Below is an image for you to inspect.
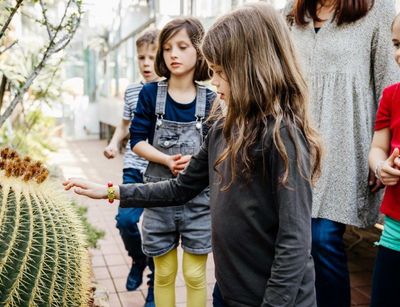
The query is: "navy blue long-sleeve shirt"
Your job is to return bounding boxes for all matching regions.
[130,82,216,149]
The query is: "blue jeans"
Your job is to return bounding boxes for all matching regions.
[116,168,154,289]
[115,168,146,259]
[371,245,400,307]
[312,218,350,307]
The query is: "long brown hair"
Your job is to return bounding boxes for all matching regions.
[292,0,374,26]
[201,2,322,189]
[155,17,209,81]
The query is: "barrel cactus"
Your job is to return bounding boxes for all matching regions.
[0,147,90,306]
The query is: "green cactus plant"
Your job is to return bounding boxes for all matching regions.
[0,147,90,306]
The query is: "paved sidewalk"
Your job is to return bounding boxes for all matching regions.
[51,138,378,307]
[51,139,215,307]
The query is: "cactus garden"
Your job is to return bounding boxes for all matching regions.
[0,147,90,306]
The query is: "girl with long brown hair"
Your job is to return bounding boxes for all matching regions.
[285,0,399,306]
[64,3,322,306]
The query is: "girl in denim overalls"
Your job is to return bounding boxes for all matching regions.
[129,17,216,307]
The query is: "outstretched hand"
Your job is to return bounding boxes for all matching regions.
[63,178,116,200]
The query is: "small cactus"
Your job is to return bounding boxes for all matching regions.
[0,147,90,306]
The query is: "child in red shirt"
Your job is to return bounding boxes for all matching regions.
[368,13,400,307]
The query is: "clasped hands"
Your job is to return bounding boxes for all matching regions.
[165,154,191,176]
[372,148,400,190]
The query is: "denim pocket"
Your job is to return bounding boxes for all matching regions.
[157,136,179,149]
[179,141,196,155]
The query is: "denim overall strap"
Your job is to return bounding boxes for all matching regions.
[155,80,168,117]
[194,84,207,131]
[156,81,206,118]
[195,85,207,119]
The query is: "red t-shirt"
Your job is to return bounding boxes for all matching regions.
[375,82,400,220]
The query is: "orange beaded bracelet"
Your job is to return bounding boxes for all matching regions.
[107,181,115,204]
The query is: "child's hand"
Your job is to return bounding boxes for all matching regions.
[63,178,112,199]
[394,155,400,169]
[173,155,192,175]
[165,154,192,176]
[368,169,384,193]
[104,144,118,159]
[165,154,183,176]
[377,148,400,186]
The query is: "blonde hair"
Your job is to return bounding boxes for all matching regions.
[136,28,159,48]
[202,2,322,189]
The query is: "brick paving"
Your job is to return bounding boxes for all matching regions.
[52,138,379,307]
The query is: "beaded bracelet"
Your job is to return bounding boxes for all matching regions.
[107,181,115,204]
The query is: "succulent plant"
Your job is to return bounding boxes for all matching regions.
[0,147,90,306]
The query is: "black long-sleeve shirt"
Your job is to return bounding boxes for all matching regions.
[120,119,316,307]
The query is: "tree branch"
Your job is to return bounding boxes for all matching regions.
[0,40,18,55]
[0,0,82,128]
[52,21,80,53]
[0,45,51,127]
[55,0,75,35]
[0,0,24,40]
[39,0,52,39]
[41,58,63,100]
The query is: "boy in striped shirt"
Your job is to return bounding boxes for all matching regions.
[104,29,159,307]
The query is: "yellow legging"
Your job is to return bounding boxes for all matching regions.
[153,248,208,307]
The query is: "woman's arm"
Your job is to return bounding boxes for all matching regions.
[262,126,313,307]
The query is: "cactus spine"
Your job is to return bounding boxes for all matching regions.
[0,148,90,306]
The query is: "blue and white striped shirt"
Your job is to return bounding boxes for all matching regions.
[122,82,148,171]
